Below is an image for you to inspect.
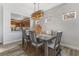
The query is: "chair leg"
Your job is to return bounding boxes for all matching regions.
[36,46,38,56]
[60,52,61,56]
[25,41,27,49]
[36,47,38,56]
[54,49,56,56]
[28,41,31,53]
[26,41,31,53]
[58,51,61,56]
[25,41,29,52]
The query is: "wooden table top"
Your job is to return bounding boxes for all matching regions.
[36,34,56,41]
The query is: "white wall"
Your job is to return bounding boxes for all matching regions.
[0,4,3,43]
[2,3,79,48]
[2,3,62,44]
[0,3,63,44]
[45,3,79,50]
[3,4,31,44]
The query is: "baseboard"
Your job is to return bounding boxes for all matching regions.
[3,39,22,45]
[0,41,2,44]
[61,43,79,51]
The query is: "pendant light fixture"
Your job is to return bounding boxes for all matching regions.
[31,3,44,21]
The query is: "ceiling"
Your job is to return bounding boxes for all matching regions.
[19,3,62,11]
[3,3,63,17]
[22,3,62,16]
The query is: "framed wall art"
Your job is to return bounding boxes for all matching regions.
[63,11,76,21]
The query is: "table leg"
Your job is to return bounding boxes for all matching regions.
[22,32,25,45]
[44,41,48,56]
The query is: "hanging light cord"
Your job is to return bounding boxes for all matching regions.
[34,3,36,12]
[34,3,40,12]
[38,3,39,10]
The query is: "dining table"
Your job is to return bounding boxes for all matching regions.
[22,29,56,56]
[36,34,56,56]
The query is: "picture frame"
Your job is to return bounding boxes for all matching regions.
[11,13,24,31]
[63,11,76,21]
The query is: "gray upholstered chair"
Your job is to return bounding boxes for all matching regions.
[22,29,31,49]
[29,31,44,55]
[47,31,62,56]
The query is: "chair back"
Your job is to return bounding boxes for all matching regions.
[22,29,25,38]
[54,31,62,48]
[29,31,37,43]
[22,29,29,40]
[53,31,62,55]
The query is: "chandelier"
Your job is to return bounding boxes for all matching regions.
[31,3,44,21]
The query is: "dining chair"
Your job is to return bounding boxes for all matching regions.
[29,31,44,55]
[22,29,31,50]
[47,31,62,56]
